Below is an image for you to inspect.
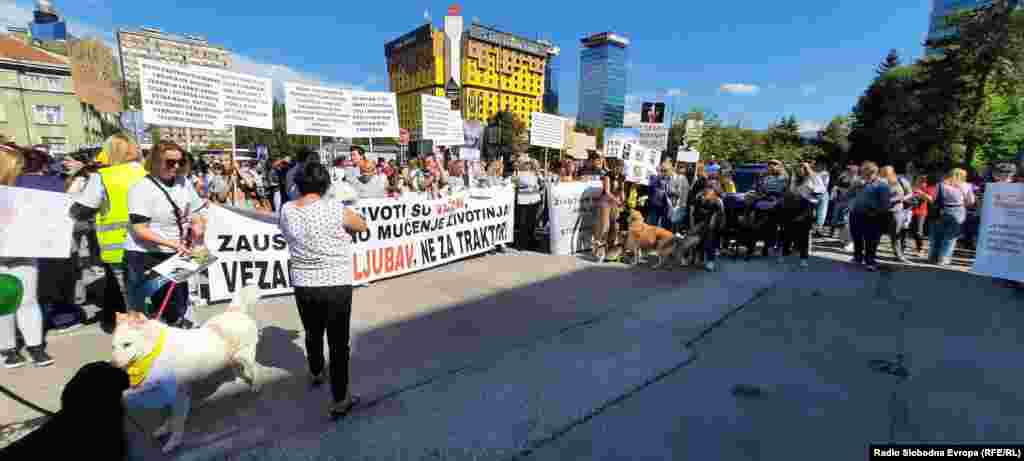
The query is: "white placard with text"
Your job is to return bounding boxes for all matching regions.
[219,70,273,130]
[140,59,224,130]
[350,90,399,138]
[421,95,452,142]
[284,82,352,137]
[530,112,566,150]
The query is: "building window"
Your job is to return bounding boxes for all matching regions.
[33,105,64,125]
[41,137,66,155]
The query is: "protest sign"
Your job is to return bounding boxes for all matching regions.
[547,181,603,255]
[350,91,399,138]
[140,59,223,130]
[638,123,669,152]
[421,95,452,142]
[677,147,700,163]
[604,128,640,160]
[205,186,516,301]
[0,186,73,258]
[284,82,352,137]
[219,70,273,130]
[625,153,655,185]
[437,110,466,147]
[530,112,566,150]
[460,120,483,160]
[972,183,1024,282]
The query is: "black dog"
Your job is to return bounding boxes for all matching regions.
[1,361,130,459]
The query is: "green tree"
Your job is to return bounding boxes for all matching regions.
[486,111,527,161]
[976,92,1024,165]
[918,0,1024,167]
[816,115,852,164]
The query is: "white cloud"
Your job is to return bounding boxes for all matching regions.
[231,54,363,100]
[624,112,641,127]
[666,88,686,97]
[719,83,760,95]
[800,84,818,97]
[800,120,826,133]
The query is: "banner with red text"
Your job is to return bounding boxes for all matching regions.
[205,186,515,302]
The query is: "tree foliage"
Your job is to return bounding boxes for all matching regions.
[234,101,321,160]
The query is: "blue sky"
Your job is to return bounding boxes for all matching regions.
[3,0,933,131]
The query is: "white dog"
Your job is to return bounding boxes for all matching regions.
[112,285,262,453]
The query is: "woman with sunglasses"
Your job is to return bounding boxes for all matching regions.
[124,141,208,327]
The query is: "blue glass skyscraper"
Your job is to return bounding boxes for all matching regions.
[577,32,629,129]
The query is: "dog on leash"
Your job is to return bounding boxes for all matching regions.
[112,285,263,453]
[624,210,685,268]
[0,361,130,459]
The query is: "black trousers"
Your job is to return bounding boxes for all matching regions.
[294,284,353,403]
[902,215,927,252]
[783,219,813,259]
[514,202,542,251]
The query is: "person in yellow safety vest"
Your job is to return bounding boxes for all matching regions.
[69,133,146,333]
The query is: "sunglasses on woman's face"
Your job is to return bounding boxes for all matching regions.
[164,158,185,168]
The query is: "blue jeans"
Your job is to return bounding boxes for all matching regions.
[929,214,962,263]
[815,192,830,228]
[124,251,187,325]
[647,206,671,230]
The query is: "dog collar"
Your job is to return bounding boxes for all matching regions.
[127,330,167,388]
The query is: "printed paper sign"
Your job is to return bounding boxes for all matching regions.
[547,181,603,255]
[421,95,452,142]
[206,186,516,301]
[625,158,655,185]
[530,112,566,149]
[350,91,399,138]
[604,128,640,160]
[677,148,700,163]
[638,123,669,151]
[972,183,1024,282]
[140,59,223,130]
[219,70,273,130]
[0,186,73,258]
[284,82,352,137]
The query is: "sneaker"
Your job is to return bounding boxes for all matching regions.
[26,347,53,367]
[329,394,361,420]
[704,261,716,272]
[850,256,863,265]
[799,260,809,268]
[3,350,26,369]
[865,264,878,272]
[843,244,854,252]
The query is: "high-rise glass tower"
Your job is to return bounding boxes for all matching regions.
[577,32,629,129]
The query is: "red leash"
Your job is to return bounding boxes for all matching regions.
[153,280,178,321]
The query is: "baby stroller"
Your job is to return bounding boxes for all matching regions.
[740,194,783,260]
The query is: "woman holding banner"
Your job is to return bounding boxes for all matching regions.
[279,161,367,420]
[0,144,53,368]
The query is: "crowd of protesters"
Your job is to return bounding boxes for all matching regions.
[1,128,1022,373]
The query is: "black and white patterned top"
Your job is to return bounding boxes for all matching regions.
[278,199,355,287]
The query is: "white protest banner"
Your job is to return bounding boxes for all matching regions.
[972,183,1024,282]
[547,181,603,255]
[219,70,273,130]
[140,59,223,130]
[421,95,452,142]
[460,120,484,160]
[284,82,352,137]
[350,91,399,138]
[638,123,669,152]
[677,147,700,163]
[205,186,516,301]
[0,186,73,258]
[604,128,640,160]
[530,112,566,149]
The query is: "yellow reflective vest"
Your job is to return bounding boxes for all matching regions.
[96,163,147,264]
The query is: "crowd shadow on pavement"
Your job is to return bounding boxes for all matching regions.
[170,258,708,460]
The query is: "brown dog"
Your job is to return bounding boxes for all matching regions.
[624,210,682,268]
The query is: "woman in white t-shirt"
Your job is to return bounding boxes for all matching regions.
[278,161,367,420]
[125,141,207,327]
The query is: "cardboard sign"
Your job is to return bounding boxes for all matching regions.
[547,181,603,255]
[140,59,223,130]
[604,128,640,160]
[0,186,73,258]
[284,82,352,137]
[638,123,669,151]
[677,148,700,163]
